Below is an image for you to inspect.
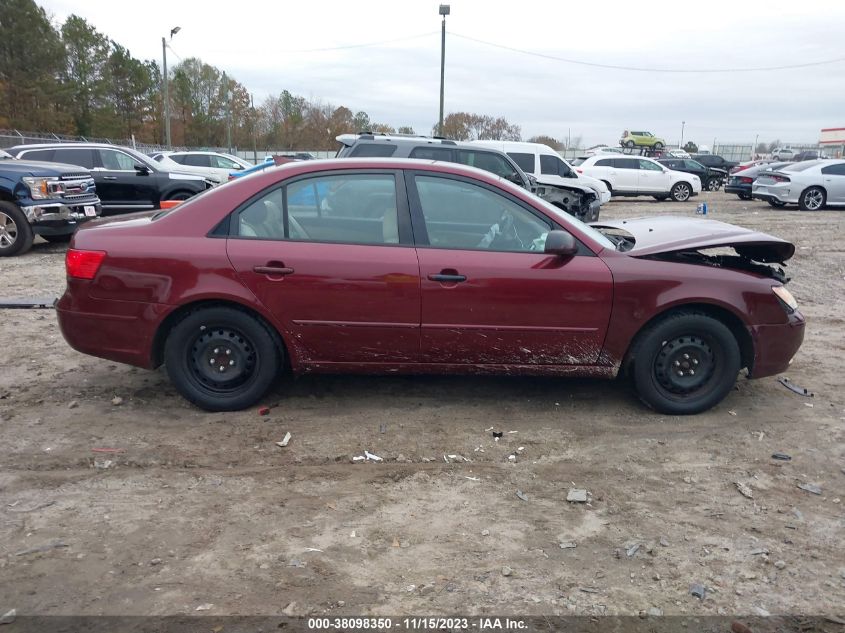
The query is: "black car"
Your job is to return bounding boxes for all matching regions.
[657,158,726,191]
[691,154,739,172]
[794,150,827,162]
[335,133,601,221]
[724,162,792,202]
[7,143,213,216]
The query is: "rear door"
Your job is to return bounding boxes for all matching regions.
[821,163,845,203]
[407,172,613,366]
[226,170,421,365]
[612,158,640,191]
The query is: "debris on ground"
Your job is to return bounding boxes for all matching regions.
[67,400,79,409]
[194,603,213,611]
[567,488,588,503]
[501,566,513,577]
[659,537,670,547]
[288,559,306,568]
[464,476,480,482]
[559,541,577,549]
[579,587,599,594]
[150,558,162,566]
[258,406,270,416]
[93,457,114,470]
[92,448,125,453]
[771,452,792,461]
[754,606,771,616]
[492,431,503,439]
[364,450,383,462]
[626,543,641,557]
[7,500,55,513]
[731,622,753,633]
[0,609,16,626]
[379,423,386,434]
[778,377,814,397]
[797,483,822,495]
[111,396,123,406]
[515,490,528,502]
[689,583,706,599]
[750,548,769,556]
[647,607,663,617]
[735,482,754,499]
[276,432,292,448]
[774,560,787,569]
[481,529,490,536]
[14,540,68,556]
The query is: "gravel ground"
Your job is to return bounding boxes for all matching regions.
[0,190,843,619]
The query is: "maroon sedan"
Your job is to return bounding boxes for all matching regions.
[57,158,804,414]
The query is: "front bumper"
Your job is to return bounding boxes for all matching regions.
[20,201,102,225]
[747,310,805,378]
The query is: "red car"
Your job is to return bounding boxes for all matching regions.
[57,159,805,415]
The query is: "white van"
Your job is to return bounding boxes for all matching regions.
[469,140,611,204]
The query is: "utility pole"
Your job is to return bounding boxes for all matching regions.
[438,5,450,136]
[162,37,169,147]
[162,27,180,148]
[681,121,685,149]
[223,71,232,154]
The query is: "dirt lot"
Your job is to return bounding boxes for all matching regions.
[1,191,843,619]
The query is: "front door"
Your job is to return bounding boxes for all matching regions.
[406,172,613,366]
[94,147,158,214]
[637,158,668,193]
[226,170,421,365]
[612,158,640,192]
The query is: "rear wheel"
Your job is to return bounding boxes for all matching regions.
[654,142,664,150]
[630,312,741,415]
[670,182,692,202]
[798,186,826,211]
[624,140,635,148]
[0,201,34,257]
[706,178,721,191]
[738,192,753,201]
[164,190,194,202]
[164,306,282,411]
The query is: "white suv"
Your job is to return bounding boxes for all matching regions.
[576,155,701,201]
[470,140,611,205]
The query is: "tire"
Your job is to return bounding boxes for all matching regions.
[798,186,826,211]
[654,142,664,150]
[601,181,613,196]
[164,190,194,202]
[0,201,34,257]
[629,312,741,415]
[768,200,786,208]
[706,178,721,192]
[624,140,635,148]
[164,306,283,411]
[739,192,752,201]
[42,233,73,243]
[670,182,692,202]
[653,195,668,201]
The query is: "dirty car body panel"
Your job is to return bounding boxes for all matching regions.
[56,158,805,413]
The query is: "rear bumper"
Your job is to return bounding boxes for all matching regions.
[747,310,805,378]
[724,184,750,196]
[752,184,796,204]
[56,287,168,369]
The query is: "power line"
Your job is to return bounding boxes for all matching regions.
[280,31,438,53]
[450,32,845,73]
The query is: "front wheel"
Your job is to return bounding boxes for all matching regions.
[798,186,826,211]
[0,201,34,257]
[706,178,721,191]
[624,140,635,148]
[164,191,194,202]
[164,306,283,411]
[630,312,741,415]
[654,142,664,150]
[670,182,692,202]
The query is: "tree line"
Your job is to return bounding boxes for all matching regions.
[1,0,574,150]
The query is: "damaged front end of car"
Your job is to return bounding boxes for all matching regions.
[532,180,601,222]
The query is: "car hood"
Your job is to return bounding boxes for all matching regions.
[0,160,91,176]
[534,177,594,196]
[593,215,794,262]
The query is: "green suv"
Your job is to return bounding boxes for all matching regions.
[620,130,665,149]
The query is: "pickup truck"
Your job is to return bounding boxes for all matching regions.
[0,149,101,256]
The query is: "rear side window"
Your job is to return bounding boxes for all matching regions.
[349,144,397,158]
[19,149,55,162]
[456,150,518,180]
[595,158,614,167]
[508,152,535,173]
[168,154,186,164]
[409,146,453,161]
[183,154,211,167]
[52,148,95,169]
[615,158,640,170]
[237,174,400,245]
[821,163,845,176]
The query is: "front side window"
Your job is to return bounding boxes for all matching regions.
[211,155,242,169]
[414,175,551,252]
[684,160,704,170]
[98,149,136,171]
[508,152,535,173]
[540,154,561,176]
[237,174,399,245]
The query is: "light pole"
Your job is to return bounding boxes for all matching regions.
[438,4,450,136]
[162,26,180,147]
[680,121,685,150]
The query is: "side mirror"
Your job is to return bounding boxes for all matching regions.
[544,230,578,257]
[134,164,150,175]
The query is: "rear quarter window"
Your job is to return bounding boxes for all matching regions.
[595,158,614,167]
[349,144,397,158]
[409,146,454,161]
[19,149,55,162]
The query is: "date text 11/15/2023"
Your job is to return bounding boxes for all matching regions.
[307,617,527,630]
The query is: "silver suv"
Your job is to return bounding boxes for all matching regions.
[336,133,601,221]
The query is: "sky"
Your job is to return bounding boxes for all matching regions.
[40,0,845,148]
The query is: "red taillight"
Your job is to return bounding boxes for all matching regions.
[66,249,106,280]
[771,175,790,183]
[740,177,753,184]
[576,169,583,173]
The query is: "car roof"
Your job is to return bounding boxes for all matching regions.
[11,142,135,151]
[469,140,559,154]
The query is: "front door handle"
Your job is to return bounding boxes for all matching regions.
[254,265,294,276]
[102,176,118,180]
[428,273,467,283]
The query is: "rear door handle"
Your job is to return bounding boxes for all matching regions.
[428,273,467,283]
[254,265,295,276]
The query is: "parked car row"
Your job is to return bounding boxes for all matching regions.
[753,160,845,210]
[574,155,702,201]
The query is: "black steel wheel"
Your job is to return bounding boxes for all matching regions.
[164,306,282,411]
[630,312,741,415]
